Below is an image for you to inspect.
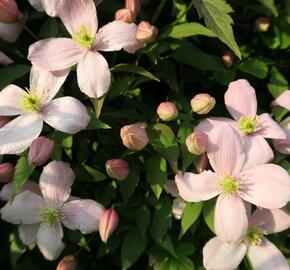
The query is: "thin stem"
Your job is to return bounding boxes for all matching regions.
[22,24,38,41]
[151,0,166,25]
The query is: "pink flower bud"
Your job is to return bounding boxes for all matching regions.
[125,0,141,16]
[28,136,54,166]
[136,21,158,43]
[190,93,216,115]
[120,123,149,151]
[115,8,136,23]
[194,153,209,173]
[157,102,178,121]
[105,159,129,180]
[56,255,77,270]
[99,208,119,243]
[0,0,19,23]
[0,163,14,183]
[186,131,208,155]
[0,116,11,128]
[222,51,233,68]
[0,19,22,42]
[273,117,290,155]
[255,17,270,32]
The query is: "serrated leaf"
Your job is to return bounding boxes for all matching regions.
[237,58,269,79]
[258,0,278,17]
[193,0,241,58]
[0,65,30,90]
[267,67,289,98]
[173,0,187,22]
[136,205,151,238]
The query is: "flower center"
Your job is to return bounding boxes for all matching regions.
[244,227,265,246]
[239,116,259,134]
[41,208,59,226]
[73,26,94,48]
[218,175,240,196]
[21,90,41,112]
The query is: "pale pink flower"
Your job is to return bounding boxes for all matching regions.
[28,0,144,99]
[27,0,59,17]
[176,124,290,243]
[196,79,286,169]
[99,208,119,243]
[203,208,290,270]
[273,117,290,155]
[0,66,90,154]
[0,20,22,42]
[272,90,290,111]
[0,161,105,260]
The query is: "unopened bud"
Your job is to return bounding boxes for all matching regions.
[99,208,119,243]
[0,0,19,23]
[255,17,270,32]
[105,159,129,181]
[0,163,14,183]
[0,116,11,128]
[115,8,136,23]
[194,153,209,172]
[190,93,215,115]
[136,21,158,43]
[186,131,208,155]
[222,51,233,68]
[157,102,178,121]
[125,0,141,16]
[120,123,149,151]
[273,117,290,155]
[172,197,186,220]
[28,136,54,166]
[56,255,77,270]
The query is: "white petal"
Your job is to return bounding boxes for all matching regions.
[19,224,40,245]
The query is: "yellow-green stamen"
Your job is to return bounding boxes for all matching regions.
[244,227,265,246]
[218,175,240,196]
[239,116,259,134]
[73,26,94,48]
[41,208,59,226]
[21,90,41,112]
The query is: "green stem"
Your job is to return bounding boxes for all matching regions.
[22,24,38,41]
[151,0,166,25]
[172,0,195,25]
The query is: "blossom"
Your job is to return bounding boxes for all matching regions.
[273,117,290,155]
[190,93,216,115]
[99,208,119,243]
[27,0,59,17]
[0,66,90,154]
[0,161,105,260]
[28,0,144,99]
[203,208,290,270]
[272,90,290,111]
[176,124,290,243]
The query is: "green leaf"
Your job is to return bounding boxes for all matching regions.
[267,67,289,98]
[173,0,187,23]
[146,155,168,199]
[121,228,146,270]
[136,205,151,238]
[107,76,132,100]
[0,65,30,90]
[82,164,107,182]
[193,0,241,58]
[38,18,60,39]
[176,243,196,257]
[86,108,111,130]
[9,232,26,268]
[161,22,216,39]
[180,202,203,238]
[237,58,268,79]
[203,199,216,233]
[158,236,178,258]
[258,0,278,17]
[111,64,160,82]
[12,156,34,197]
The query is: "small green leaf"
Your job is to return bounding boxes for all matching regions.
[0,65,30,90]
[267,67,289,98]
[258,0,278,17]
[203,199,216,233]
[82,164,107,182]
[237,58,268,79]
[158,236,178,258]
[9,232,26,268]
[86,109,111,130]
[136,205,151,238]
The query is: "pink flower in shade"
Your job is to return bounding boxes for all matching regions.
[273,117,290,155]
[176,124,290,243]
[0,161,105,261]
[27,0,59,17]
[196,79,286,170]
[28,0,144,99]
[272,90,290,111]
[203,208,290,270]
[0,66,90,154]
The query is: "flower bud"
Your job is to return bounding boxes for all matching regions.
[186,131,208,155]
[0,116,11,128]
[273,117,290,155]
[222,51,233,68]
[28,136,54,166]
[56,255,77,270]
[120,123,149,151]
[172,197,186,220]
[190,93,216,115]
[99,208,119,243]
[0,0,19,23]
[255,17,270,32]
[115,8,136,23]
[105,159,129,180]
[157,102,178,121]
[136,21,158,43]
[0,163,14,183]
[0,20,22,42]
[194,153,209,173]
[125,0,141,16]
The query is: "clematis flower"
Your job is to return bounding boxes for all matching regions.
[28,0,144,99]
[273,117,290,155]
[176,124,290,243]
[0,161,105,260]
[0,66,90,154]
[272,90,290,111]
[203,208,290,270]
[196,79,286,169]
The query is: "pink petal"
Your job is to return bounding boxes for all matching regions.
[41,0,58,17]
[214,195,248,243]
[0,84,26,115]
[0,191,44,224]
[207,124,245,176]
[0,21,22,43]
[242,135,274,170]
[28,0,43,11]
[203,236,247,270]
[272,90,290,111]
[95,21,144,53]
[164,180,179,197]
[60,199,105,234]
[58,0,97,37]
[42,96,90,134]
[0,113,43,154]
[255,113,287,139]
[273,117,290,155]
[28,38,84,71]
[39,161,75,208]
[36,222,64,261]
[225,79,257,121]
[76,51,111,98]
[239,164,290,209]
[19,224,39,245]
[250,208,290,234]
[175,171,220,202]
[247,238,289,270]
[30,66,69,103]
